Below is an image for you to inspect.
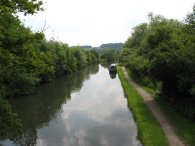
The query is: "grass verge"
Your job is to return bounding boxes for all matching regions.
[118,66,168,146]
[155,96,195,146]
[123,67,195,146]
[117,66,168,146]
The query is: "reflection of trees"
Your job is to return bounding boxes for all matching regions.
[101,62,116,69]
[12,128,37,146]
[0,98,22,141]
[109,71,117,79]
[100,62,110,68]
[5,65,99,145]
[88,64,99,75]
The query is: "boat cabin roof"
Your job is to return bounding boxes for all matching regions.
[110,64,116,67]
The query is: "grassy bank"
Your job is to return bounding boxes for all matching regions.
[122,67,195,146]
[117,66,168,146]
[155,97,195,146]
[137,82,195,146]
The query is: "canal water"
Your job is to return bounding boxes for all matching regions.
[1,65,142,146]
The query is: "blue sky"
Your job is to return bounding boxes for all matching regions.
[20,0,194,47]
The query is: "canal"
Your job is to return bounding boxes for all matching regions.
[1,64,142,146]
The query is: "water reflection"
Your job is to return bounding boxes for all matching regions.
[1,65,99,146]
[100,62,113,68]
[109,71,117,79]
[1,64,141,146]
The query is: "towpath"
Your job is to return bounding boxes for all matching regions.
[122,67,185,146]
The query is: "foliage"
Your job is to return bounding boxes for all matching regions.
[119,5,195,120]
[0,0,43,15]
[185,4,195,35]
[100,48,116,62]
[0,98,22,140]
[0,0,100,140]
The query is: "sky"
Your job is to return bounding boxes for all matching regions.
[20,0,194,47]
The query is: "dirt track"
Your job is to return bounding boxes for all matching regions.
[122,67,185,146]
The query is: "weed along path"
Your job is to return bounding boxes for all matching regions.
[121,67,185,146]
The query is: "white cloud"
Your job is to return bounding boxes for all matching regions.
[20,0,194,46]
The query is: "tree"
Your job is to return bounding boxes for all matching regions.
[124,23,148,49]
[119,6,195,120]
[100,48,115,62]
[0,0,43,15]
[185,4,195,34]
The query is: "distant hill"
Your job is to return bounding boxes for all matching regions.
[79,45,93,49]
[71,45,93,50]
[73,43,124,52]
[100,43,124,50]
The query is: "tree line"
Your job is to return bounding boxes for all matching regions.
[0,17,99,97]
[119,5,195,120]
[0,0,100,138]
[0,1,101,97]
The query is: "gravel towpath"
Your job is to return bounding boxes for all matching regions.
[122,67,185,146]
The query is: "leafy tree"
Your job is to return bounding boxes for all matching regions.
[100,48,115,62]
[124,23,148,49]
[118,47,133,64]
[119,5,195,120]
[90,50,99,63]
[185,4,195,34]
[0,0,43,15]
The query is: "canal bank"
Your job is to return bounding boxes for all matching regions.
[117,66,169,146]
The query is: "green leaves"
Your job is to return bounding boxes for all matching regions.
[185,4,195,34]
[0,0,101,140]
[0,0,43,15]
[119,5,195,120]
[0,98,22,140]
[100,48,115,62]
